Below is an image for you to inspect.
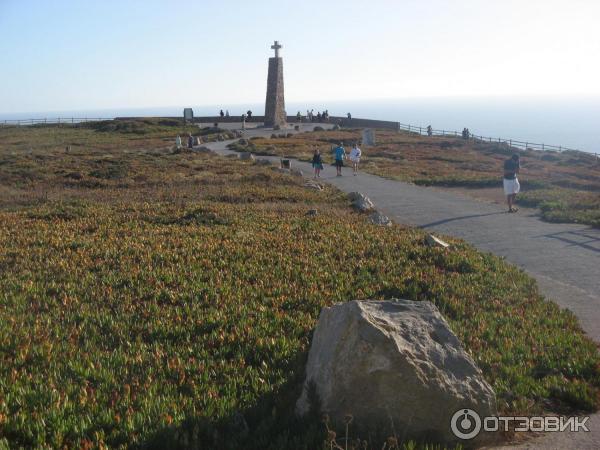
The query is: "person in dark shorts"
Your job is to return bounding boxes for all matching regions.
[503,154,521,213]
[334,142,346,176]
[312,148,324,178]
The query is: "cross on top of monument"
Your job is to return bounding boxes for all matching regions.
[271,40,282,58]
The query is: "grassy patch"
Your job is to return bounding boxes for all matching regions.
[0,128,598,449]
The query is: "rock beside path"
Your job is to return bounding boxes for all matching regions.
[349,192,374,212]
[426,234,450,248]
[296,299,497,446]
[368,210,392,226]
[239,152,255,161]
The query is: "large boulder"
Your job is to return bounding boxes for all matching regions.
[296,299,497,446]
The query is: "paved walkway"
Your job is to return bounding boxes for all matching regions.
[204,125,600,449]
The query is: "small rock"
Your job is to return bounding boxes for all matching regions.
[426,234,450,248]
[369,211,392,226]
[294,125,300,131]
[305,209,318,216]
[304,180,323,190]
[348,192,374,212]
[239,152,255,161]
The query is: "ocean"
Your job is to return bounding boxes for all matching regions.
[1,97,599,154]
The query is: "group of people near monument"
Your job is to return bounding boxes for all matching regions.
[297,109,330,123]
[219,109,253,121]
[311,141,362,178]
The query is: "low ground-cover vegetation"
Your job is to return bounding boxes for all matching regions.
[244,129,600,227]
[0,127,599,449]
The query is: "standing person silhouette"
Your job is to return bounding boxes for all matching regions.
[503,154,521,213]
[312,148,323,178]
[349,142,362,176]
[334,142,346,176]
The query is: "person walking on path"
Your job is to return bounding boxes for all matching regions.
[175,135,182,151]
[312,148,324,178]
[349,142,362,176]
[334,142,347,176]
[187,134,194,150]
[503,154,521,213]
[427,125,433,136]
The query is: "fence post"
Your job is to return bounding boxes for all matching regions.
[419,126,422,135]
[509,139,512,146]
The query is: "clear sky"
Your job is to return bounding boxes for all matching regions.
[1,0,599,114]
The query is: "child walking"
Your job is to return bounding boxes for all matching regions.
[349,142,362,175]
[312,148,324,178]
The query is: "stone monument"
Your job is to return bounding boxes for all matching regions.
[264,41,286,128]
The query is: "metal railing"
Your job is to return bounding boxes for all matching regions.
[397,122,592,155]
[0,117,113,126]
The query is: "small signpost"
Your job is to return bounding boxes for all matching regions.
[183,108,194,122]
[362,128,376,146]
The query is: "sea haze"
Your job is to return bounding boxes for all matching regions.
[1,96,598,154]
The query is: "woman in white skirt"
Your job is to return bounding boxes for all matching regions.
[349,142,362,176]
[503,154,521,213]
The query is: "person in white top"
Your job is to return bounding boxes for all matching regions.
[349,142,362,176]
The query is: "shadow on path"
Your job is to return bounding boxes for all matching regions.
[532,229,600,253]
[420,211,506,228]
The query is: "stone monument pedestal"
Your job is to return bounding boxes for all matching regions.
[264,41,286,128]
